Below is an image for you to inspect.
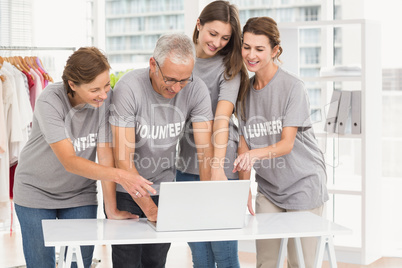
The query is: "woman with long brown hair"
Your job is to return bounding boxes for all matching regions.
[176,1,248,267]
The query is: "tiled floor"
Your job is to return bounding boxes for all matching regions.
[3,230,402,268]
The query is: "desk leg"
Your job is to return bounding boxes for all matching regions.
[326,236,337,268]
[277,238,306,268]
[294,237,306,268]
[277,238,288,268]
[64,246,85,268]
[59,246,66,268]
[314,235,337,268]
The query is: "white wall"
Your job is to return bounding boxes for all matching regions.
[32,0,88,48]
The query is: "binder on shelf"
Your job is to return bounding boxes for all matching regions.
[351,91,361,134]
[336,91,352,134]
[324,90,342,133]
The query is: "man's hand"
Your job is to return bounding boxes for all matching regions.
[130,195,159,222]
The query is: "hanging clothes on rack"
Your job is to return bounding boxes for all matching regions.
[0,52,56,202]
[0,46,75,232]
[0,60,7,154]
[0,61,31,203]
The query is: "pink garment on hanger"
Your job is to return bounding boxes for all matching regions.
[33,68,45,89]
[0,80,6,154]
[29,69,42,111]
[35,58,49,87]
[9,163,17,199]
[22,71,35,110]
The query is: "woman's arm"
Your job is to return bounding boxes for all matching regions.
[97,143,139,220]
[211,100,234,180]
[49,139,156,197]
[110,125,158,222]
[233,126,298,172]
[236,135,255,215]
[192,120,214,181]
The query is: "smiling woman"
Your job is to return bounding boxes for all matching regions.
[67,70,110,108]
[12,46,155,268]
[62,48,112,107]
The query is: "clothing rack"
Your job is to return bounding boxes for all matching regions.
[0,46,76,51]
[0,46,77,83]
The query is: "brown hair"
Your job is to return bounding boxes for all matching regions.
[239,17,283,120]
[193,0,249,112]
[62,47,111,97]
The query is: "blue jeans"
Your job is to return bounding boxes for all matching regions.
[110,192,171,268]
[176,170,241,268]
[15,204,97,268]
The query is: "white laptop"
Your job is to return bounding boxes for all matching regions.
[148,180,250,232]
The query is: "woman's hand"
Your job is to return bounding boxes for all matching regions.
[233,150,258,173]
[105,208,139,220]
[247,189,255,215]
[118,170,156,198]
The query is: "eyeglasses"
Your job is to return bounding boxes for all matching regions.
[154,58,193,86]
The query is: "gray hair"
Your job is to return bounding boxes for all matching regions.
[153,33,195,67]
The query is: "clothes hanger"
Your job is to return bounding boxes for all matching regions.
[30,56,40,70]
[38,57,53,82]
[15,56,30,74]
[31,56,47,82]
[16,56,35,80]
[24,56,34,69]
[0,58,4,82]
[6,56,23,72]
[4,57,19,70]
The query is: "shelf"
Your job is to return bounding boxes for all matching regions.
[106,29,182,37]
[238,2,319,11]
[327,184,362,196]
[278,19,369,29]
[276,17,381,265]
[106,10,184,19]
[107,50,153,55]
[315,132,362,139]
[327,175,362,196]
[302,76,362,82]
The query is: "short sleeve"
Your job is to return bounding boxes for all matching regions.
[34,98,68,144]
[109,79,137,128]
[189,78,214,123]
[97,90,112,143]
[234,105,242,135]
[282,81,312,129]
[218,72,241,106]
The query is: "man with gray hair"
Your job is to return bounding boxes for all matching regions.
[103,33,214,267]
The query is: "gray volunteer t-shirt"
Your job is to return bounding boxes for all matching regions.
[14,82,112,209]
[238,67,328,210]
[177,55,240,178]
[109,68,213,194]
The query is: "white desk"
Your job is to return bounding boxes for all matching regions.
[42,212,351,268]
